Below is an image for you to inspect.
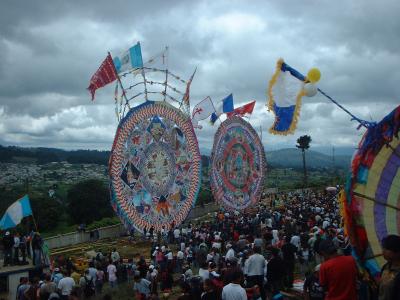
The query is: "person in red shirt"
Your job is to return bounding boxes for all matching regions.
[319,239,358,300]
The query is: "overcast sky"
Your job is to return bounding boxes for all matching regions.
[0,0,399,152]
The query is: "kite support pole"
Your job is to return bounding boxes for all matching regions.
[108,52,130,118]
[353,192,400,211]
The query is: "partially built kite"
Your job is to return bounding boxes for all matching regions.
[88,43,202,232]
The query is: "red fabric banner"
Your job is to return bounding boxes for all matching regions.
[87,53,118,100]
[227,100,256,117]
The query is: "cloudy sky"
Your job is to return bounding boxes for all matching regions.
[0,0,399,152]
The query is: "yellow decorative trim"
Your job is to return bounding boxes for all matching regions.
[266,58,304,135]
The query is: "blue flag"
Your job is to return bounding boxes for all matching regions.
[210,94,234,124]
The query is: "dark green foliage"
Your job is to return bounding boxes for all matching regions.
[30,196,62,231]
[0,145,110,165]
[67,179,113,224]
[296,135,312,187]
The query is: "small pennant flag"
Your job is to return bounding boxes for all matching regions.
[227,100,256,117]
[210,93,234,124]
[182,68,197,105]
[0,195,33,230]
[87,53,118,100]
[192,96,216,129]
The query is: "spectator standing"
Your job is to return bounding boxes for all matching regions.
[57,271,75,300]
[107,260,118,288]
[40,274,57,300]
[13,233,21,264]
[133,274,152,299]
[303,265,324,300]
[246,246,266,300]
[95,267,105,294]
[319,239,358,300]
[3,231,14,266]
[221,269,247,300]
[281,236,297,288]
[379,235,400,300]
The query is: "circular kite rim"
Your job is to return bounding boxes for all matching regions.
[354,136,400,270]
[210,115,266,210]
[109,101,202,232]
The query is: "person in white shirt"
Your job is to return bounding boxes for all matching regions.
[290,234,301,250]
[246,246,266,300]
[322,219,330,230]
[173,228,181,243]
[176,250,185,273]
[57,271,75,298]
[107,261,118,288]
[198,263,210,281]
[13,233,20,264]
[111,248,120,264]
[225,244,235,262]
[222,269,247,300]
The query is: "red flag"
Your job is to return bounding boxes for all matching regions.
[182,67,197,105]
[227,100,256,117]
[87,53,118,101]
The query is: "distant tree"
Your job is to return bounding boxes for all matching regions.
[67,179,113,224]
[30,196,62,231]
[296,135,312,187]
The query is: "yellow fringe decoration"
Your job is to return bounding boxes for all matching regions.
[338,189,349,236]
[266,58,305,136]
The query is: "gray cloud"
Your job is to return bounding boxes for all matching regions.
[0,0,399,152]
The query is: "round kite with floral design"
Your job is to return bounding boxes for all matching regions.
[109,101,201,232]
[210,116,266,210]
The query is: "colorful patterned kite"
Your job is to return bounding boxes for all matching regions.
[342,105,400,279]
[109,101,202,232]
[210,116,266,210]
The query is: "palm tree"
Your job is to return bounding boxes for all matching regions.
[296,135,312,187]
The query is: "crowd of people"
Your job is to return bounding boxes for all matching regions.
[2,190,400,300]
[1,230,44,267]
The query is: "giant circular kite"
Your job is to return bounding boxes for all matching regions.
[210,116,266,210]
[109,101,202,232]
[342,105,400,279]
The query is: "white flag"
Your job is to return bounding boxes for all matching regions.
[192,97,215,122]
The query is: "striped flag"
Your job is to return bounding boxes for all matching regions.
[0,195,33,230]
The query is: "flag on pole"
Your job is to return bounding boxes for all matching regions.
[182,68,197,105]
[113,42,144,74]
[267,58,305,135]
[0,195,33,230]
[87,53,118,100]
[192,96,216,129]
[131,47,168,76]
[210,94,234,124]
[227,100,256,117]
